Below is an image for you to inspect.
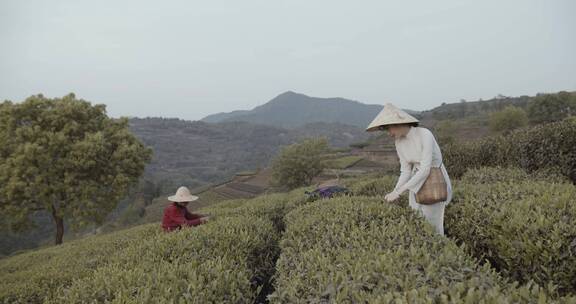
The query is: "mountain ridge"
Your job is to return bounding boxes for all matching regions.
[201,91,418,128]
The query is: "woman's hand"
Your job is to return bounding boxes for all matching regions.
[384,190,400,202]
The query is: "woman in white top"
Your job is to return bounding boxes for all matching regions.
[366,103,452,235]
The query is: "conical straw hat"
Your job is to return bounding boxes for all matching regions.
[366,103,419,132]
[168,186,199,203]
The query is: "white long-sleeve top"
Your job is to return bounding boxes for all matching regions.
[393,127,452,204]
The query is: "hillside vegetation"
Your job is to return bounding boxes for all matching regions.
[2,90,575,299]
[2,166,575,303]
[129,118,369,188]
[442,117,576,182]
[421,91,576,122]
[0,92,576,255]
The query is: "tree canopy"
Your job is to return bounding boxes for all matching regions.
[0,94,152,244]
[271,138,328,190]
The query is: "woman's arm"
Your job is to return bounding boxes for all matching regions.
[168,207,204,227]
[395,129,435,194]
[394,154,412,192]
[184,210,204,220]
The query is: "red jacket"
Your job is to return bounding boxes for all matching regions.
[162,203,205,232]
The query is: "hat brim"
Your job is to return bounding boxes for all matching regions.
[366,125,386,132]
[168,195,199,203]
[365,122,418,132]
[365,103,419,132]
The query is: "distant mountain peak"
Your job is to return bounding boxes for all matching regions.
[268,91,308,103]
[278,90,301,97]
[201,91,385,128]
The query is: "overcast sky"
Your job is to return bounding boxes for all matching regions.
[1,0,574,120]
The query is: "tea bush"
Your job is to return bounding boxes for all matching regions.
[446,175,576,295]
[343,175,397,196]
[270,196,573,303]
[200,189,309,231]
[52,215,280,303]
[201,194,286,222]
[460,166,569,185]
[0,224,159,303]
[342,175,410,207]
[443,118,576,181]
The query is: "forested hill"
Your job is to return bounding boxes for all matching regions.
[128,118,370,187]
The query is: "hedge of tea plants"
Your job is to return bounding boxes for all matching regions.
[0,224,159,303]
[446,168,576,295]
[53,215,279,303]
[342,167,576,296]
[53,189,314,303]
[442,118,576,181]
[2,171,575,303]
[269,196,574,303]
[458,166,569,185]
[0,202,282,303]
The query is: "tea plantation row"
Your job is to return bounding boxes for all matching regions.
[0,191,306,303]
[1,167,575,302]
[270,196,573,303]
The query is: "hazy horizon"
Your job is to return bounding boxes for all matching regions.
[1,0,575,120]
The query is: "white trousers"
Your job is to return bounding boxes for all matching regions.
[408,191,446,236]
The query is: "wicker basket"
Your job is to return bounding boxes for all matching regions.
[416,167,447,205]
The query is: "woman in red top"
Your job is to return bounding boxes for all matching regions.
[162,186,209,231]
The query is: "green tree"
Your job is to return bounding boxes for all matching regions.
[0,94,152,244]
[489,105,528,133]
[271,138,328,189]
[527,92,575,124]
